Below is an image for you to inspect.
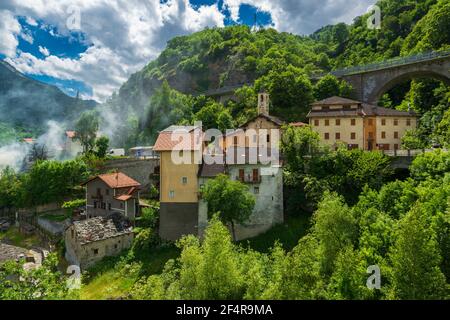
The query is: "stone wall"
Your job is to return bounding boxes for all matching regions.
[102,158,160,192]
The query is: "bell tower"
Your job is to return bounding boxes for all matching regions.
[258,91,270,115]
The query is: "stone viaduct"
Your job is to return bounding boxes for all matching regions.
[332,50,450,104]
[201,51,450,106]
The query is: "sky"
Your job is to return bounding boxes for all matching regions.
[0,0,377,102]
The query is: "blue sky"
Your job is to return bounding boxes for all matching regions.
[0,0,376,101]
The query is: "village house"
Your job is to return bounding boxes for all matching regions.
[307,96,418,151]
[154,91,287,241]
[82,172,141,220]
[64,213,133,269]
[63,131,83,156]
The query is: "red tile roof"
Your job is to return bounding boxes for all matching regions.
[289,122,307,127]
[82,172,141,189]
[115,194,133,201]
[66,131,76,138]
[153,127,203,151]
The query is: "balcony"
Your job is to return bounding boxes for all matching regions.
[236,175,261,184]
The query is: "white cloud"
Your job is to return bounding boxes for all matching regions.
[38,45,50,56]
[0,0,377,101]
[223,0,377,34]
[0,0,224,101]
[0,10,21,57]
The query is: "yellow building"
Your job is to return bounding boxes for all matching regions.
[153,125,203,240]
[307,96,418,151]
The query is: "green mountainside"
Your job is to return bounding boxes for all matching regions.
[0,60,97,144]
[106,0,450,148]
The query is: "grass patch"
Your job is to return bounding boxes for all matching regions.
[0,227,41,248]
[80,245,179,300]
[238,214,312,253]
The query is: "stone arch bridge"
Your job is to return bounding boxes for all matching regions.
[329,50,450,104]
[201,51,450,105]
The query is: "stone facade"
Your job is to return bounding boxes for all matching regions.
[198,162,283,240]
[64,214,134,269]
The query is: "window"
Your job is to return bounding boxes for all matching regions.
[351,119,356,126]
[381,131,386,139]
[381,119,386,126]
[394,131,399,139]
[169,190,175,198]
[114,244,118,249]
[101,202,106,210]
[325,119,330,126]
[182,177,188,185]
[314,119,319,126]
[108,203,111,210]
[394,119,398,126]
[239,169,245,181]
[336,119,341,126]
[335,132,341,140]
[351,132,356,140]
[394,144,399,150]
[252,169,259,182]
[324,133,330,140]
[93,249,98,255]
[407,119,411,126]
[267,134,270,143]
[93,201,97,209]
[254,187,260,194]
[71,229,74,238]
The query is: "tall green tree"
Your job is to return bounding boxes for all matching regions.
[74,111,99,154]
[388,205,447,299]
[201,174,255,241]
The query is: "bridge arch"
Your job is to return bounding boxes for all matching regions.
[368,69,450,105]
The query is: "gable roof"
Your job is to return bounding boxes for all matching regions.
[153,126,203,151]
[240,113,285,128]
[311,96,362,106]
[308,96,417,118]
[82,172,141,189]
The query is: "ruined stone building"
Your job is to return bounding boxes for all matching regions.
[64,213,133,269]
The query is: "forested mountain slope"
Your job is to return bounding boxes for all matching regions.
[0,60,96,144]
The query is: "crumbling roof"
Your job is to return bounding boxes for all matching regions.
[72,213,133,245]
[0,243,27,264]
[82,172,141,189]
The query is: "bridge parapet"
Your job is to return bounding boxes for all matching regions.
[314,50,450,78]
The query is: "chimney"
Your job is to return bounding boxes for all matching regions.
[258,90,270,115]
